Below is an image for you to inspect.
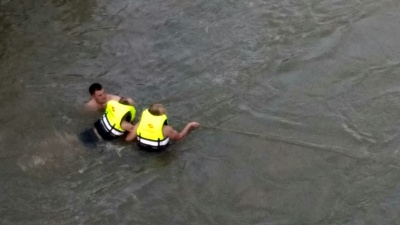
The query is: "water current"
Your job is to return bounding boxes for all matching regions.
[2,0,400,224]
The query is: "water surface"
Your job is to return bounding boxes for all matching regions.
[2,0,400,224]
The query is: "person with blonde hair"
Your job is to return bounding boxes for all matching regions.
[126,103,199,151]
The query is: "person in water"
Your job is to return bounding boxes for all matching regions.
[126,103,200,151]
[84,83,135,113]
[79,98,137,147]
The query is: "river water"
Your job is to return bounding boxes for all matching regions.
[2,0,400,224]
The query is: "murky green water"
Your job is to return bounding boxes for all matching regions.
[2,0,400,224]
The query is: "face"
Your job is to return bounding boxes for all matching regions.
[93,89,107,104]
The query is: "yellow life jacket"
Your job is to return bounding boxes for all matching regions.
[94,100,136,140]
[136,109,169,147]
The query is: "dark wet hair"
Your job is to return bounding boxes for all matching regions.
[89,83,103,95]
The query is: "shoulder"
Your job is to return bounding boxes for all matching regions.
[85,97,109,112]
[84,98,96,109]
[162,125,174,136]
[107,94,121,101]
[85,97,95,104]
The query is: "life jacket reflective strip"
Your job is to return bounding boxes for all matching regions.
[137,136,170,147]
[100,114,124,136]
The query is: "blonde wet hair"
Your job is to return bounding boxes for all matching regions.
[148,103,166,116]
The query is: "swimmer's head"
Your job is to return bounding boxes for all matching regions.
[89,83,107,104]
[89,83,102,95]
[148,103,166,116]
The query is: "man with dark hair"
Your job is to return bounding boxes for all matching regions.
[84,83,135,112]
[126,103,199,152]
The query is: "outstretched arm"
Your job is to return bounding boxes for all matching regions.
[164,122,200,141]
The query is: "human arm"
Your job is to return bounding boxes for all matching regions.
[163,122,200,141]
[125,122,139,142]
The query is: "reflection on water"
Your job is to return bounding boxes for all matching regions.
[2,0,400,224]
